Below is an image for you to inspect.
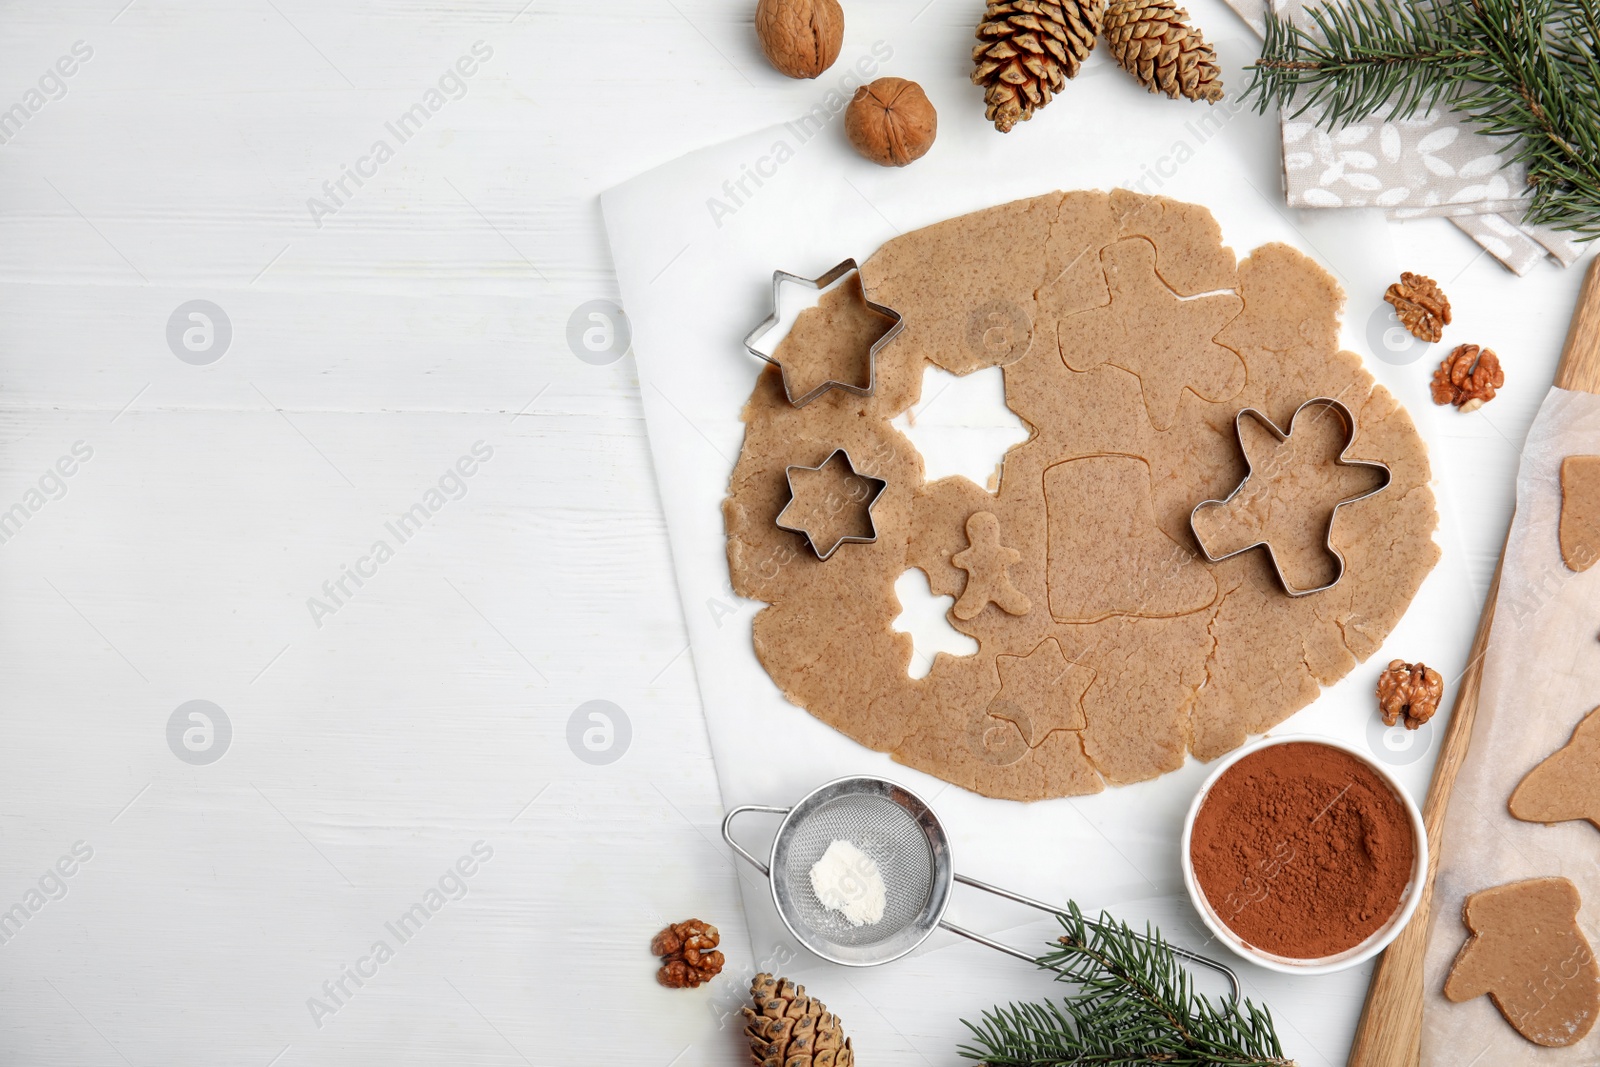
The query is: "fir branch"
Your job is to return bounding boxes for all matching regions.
[1243,0,1600,238]
[957,904,1295,1067]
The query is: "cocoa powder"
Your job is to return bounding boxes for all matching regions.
[1190,741,1415,959]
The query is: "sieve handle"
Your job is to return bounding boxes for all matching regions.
[940,873,1242,1005]
[720,805,792,878]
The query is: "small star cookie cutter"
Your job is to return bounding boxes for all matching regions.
[743,259,904,408]
[1188,397,1393,598]
[775,448,888,561]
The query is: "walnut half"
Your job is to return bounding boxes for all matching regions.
[1377,659,1444,730]
[651,918,725,988]
[1431,344,1504,412]
[1385,271,1452,343]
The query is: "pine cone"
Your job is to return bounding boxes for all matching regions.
[651,918,724,989]
[1103,0,1223,103]
[972,0,1104,132]
[1377,659,1443,730]
[1385,271,1452,343]
[742,973,854,1067]
[1431,344,1504,412]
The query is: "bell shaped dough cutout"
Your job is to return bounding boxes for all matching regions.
[1511,705,1600,830]
[1445,877,1600,1047]
[1044,455,1217,623]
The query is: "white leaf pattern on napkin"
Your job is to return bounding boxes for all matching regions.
[1380,125,1402,162]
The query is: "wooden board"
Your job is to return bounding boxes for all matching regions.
[1348,256,1600,1067]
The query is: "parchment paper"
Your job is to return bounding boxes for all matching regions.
[1423,386,1600,1064]
[602,58,1479,1059]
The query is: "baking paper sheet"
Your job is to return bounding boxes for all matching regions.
[602,56,1480,1063]
[1424,387,1600,1065]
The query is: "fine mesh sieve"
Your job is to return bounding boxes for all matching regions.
[723,775,1239,998]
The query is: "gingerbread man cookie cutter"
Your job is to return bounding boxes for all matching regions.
[743,259,905,408]
[1189,397,1393,598]
[775,448,887,561]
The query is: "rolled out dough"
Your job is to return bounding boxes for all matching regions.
[723,190,1439,800]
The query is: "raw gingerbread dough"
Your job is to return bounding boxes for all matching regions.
[1561,455,1600,573]
[724,191,1440,800]
[1444,877,1600,1047]
[952,512,1030,620]
[1192,405,1389,594]
[775,450,885,560]
[1511,705,1600,830]
[773,273,895,404]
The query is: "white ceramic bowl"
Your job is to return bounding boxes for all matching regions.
[1180,735,1428,976]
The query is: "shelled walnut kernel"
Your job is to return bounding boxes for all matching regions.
[1384,271,1452,343]
[1377,659,1443,730]
[1431,344,1504,412]
[651,918,725,988]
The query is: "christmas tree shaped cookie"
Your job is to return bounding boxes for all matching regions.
[1511,705,1600,830]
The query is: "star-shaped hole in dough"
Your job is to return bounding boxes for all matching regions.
[775,449,888,561]
[745,262,902,408]
[952,511,1030,620]
[1056,238,1244,431]
[989,637,1091,745]
[1191,399,1391,596]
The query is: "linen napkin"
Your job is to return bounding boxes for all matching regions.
[1223,0,1585,274]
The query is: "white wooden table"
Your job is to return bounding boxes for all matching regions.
[0,2,1587,1064]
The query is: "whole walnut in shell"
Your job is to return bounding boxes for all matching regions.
[755,0,843,80]
[845,77,938,167]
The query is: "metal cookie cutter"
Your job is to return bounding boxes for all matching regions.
[743,259,904,408]
[1189,397,1393,598]
[775,448,887,561]
[722,774,1241,1003]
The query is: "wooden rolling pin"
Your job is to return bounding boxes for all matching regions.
[1346,255,1600,1067]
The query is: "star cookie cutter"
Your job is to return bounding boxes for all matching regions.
[1188,397,1393,598]
[775,448,888,561]
[743,258,904,408]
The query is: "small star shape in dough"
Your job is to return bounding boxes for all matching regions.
[775,449,888,561]
[1057,238,1244,431]
[952,511,1030,620]
[991,637,1091,744]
